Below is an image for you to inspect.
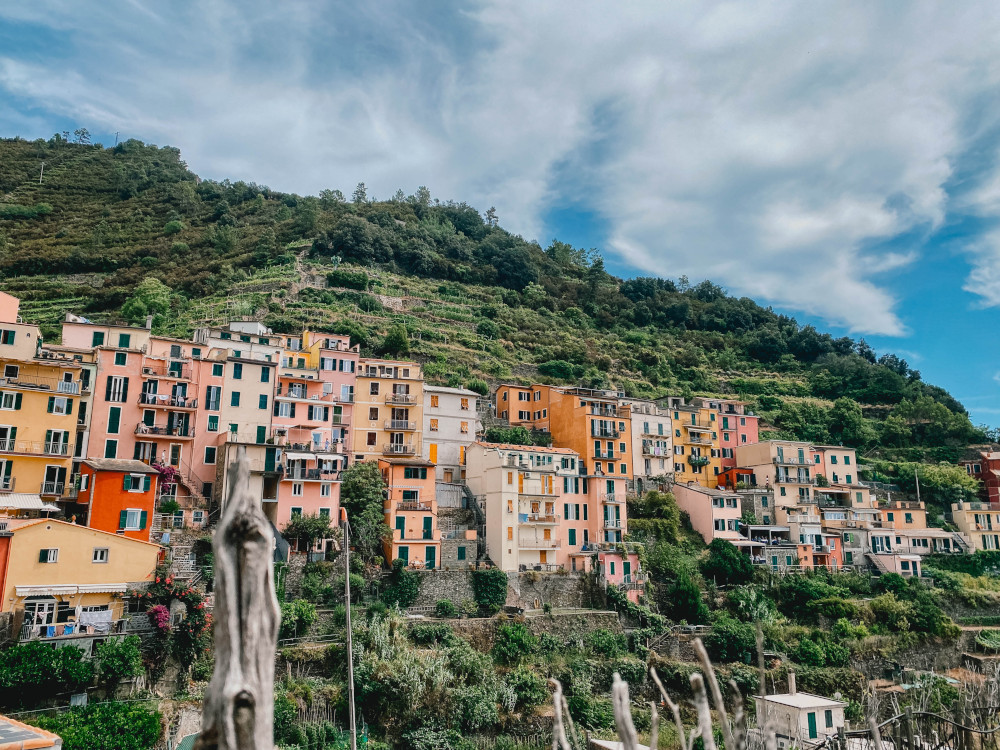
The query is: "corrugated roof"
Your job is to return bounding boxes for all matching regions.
[759,692,846,708]
[0,494,46,511]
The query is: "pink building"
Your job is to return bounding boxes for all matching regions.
[713,399,759,471]
[673,482,743,544]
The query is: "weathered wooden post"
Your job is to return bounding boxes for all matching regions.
[195,447,281,750]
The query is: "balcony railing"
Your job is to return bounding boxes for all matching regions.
[604,519,623,529]
[642,445,670,456]
[40,481,65,495]
[591,429,620,439]
[601,493,623,504]
[0,439,12,452]
[0,374,80,394]
[135,424,192,438]
[285,468,340,481]
[594,450,616,460]
[385,393,416,405]
[520,537,561,549]
[20,618,128,641]
[396,501,433,512]
[141,363,192,379]
[521,514,559,524]
[775,474,814,485]
[772,456,812,466]
[138,393,198,409]
[0,476,13,492]
[383,443,416,456]
[385,420,417,431]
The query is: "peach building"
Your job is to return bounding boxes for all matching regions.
[379,458,440,567]
[673,483,743,543]
[735,440,816,506]
[352,359,423,464]
[78,459,160,541]
[626,398,673,491]
[495,385,634,479]
[950,500,1000,552]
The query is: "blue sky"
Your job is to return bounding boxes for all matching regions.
[2,2,1000,426]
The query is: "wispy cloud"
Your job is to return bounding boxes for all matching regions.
[2,1,1000,335]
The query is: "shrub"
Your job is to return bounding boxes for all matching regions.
[163,220,184,235]
[666,572,709,623]
[383,558,421,609]
[409,622,456,646]
[435,600,458,618]
[191,652,214,682]
[326,268,371,290]
[506,666,549,710]
[29,702,161,750]
[0,641,94,706]
[586,628,627,658]
[795,638,827,667]
[704,615,756,664]
[700,539,753,585]
[472,568,508,615]
[95,635,143,692]
[466,378,489,396]
[280,599,318,639]
[807,596,860,621]
[567,695,615,729]
[492,623,537,665]
[538,632,562,655]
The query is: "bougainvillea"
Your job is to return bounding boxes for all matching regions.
[128,569,211,674]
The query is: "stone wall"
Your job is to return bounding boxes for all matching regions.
[412,570,477,607]
[447,609,622,651]
[506,570,602,610]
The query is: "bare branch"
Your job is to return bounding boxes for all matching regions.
[694,637,736,750]
[691,673,719,750]
[612,673,640,750]
[651,667,688,750]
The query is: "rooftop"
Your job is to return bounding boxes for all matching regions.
[83,458,161,474]
[474,441,578,455]
[758,692,847,709]
[0,713,62,748]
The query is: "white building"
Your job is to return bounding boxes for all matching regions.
[626,399,673,492]
[422,385,480,482]
[755,674,847,749]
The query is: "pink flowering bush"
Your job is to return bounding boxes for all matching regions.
[148,604,170,631]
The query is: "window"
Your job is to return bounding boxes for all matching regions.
[845,474,852,484]
[123,473,151,492]
[212,363,224,377]
[621,463,627,474]
[292,483,303,497]
[92,331,105,346]
[430,395,439,407]
[887,512,894,522]
[460,421,469,434]
[93,548,109,564]
[369,407,379,421]
[260,367,270,383]
[114,351,127,366]
[461,397,469,410]
[825,710,833,729]
[204,447,217,464]
[233,363,243,379]
[105,375,128,402]
[321,483,331,497]
[366,432,377,446]
[122,509,145,530]
[404,467,428,479]
[258,394,268,410]
[291,507,302,518]
[0,391,19,410]
[369,382,380,396]
[39,548,59,563]
[830,455,838,464]
[568,529,577,545]
[429,419,439,432]
[507,527,513,541]
[193,510,205,525]
[230,391,241,407]
[208,415,219,432]
[104,439,118,458]
[46,396,70,415]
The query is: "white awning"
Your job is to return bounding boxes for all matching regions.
[0,494,45,510]
[40,503,61,512]
[284,451,316,462]
[15,585,79,597]
[77,583,128,594]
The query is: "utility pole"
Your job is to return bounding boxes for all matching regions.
[341,508,357,750]
[38,162,44,184]
[114,131,119,146]
[915,468,921,504]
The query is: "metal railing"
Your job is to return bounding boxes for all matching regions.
[40,481,65,495]
[519,538,561,549]
[383,443,416,455]
[601,493,623,503]
[141,363,192,379]
[385,393,416,405]
[594,450,616,459]
[396,501,433,512]
[591,429,620,438]
[285,468,339,481]
[135,424,192,437]
[20,618,128,641]
[138,393,198,408]
[604,519,623,529]
[521,514,559,524]
[385,420,416,430]
[0,374,80,394]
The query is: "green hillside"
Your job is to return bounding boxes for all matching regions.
[0,135,989,467]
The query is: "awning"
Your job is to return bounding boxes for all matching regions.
[284,451,315,462]
[15,583,128,597]
[0,494,45,510]
[77,583,128,594]
[731,539,765,547]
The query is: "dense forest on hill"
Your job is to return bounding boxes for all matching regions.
[0,134,992,464]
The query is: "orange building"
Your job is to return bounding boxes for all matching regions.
[378,458,441,568]
[495,385,633,479]
[78,459,160,541]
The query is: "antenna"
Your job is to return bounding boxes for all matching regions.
[114,131,119,146]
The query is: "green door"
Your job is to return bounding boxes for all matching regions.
[807,712,817,739]
[398,546,408,564]
[256,425,266,444]
[265,448,276,473]
[422,516,432,540]
[425,546,436,570]
[395,516,405,538]
[623,561,631,579]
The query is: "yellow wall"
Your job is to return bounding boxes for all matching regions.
[671,405,721,487]
[2,520,160,616]
[0,358,80,499]
[352,359,423,462]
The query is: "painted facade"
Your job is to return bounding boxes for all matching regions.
[78,459,160,541]
[422,385,480,482]
[352,359,423,464]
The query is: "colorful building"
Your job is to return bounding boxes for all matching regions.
[0,295,82,510]
[960,451,1000,505]
[626,398,673,492]
[948,500,1000,552]
[77,459,160,541]
[735,440,815,506]
[380,458,440,567]
[667,398,722,487]
[423,385,480,482]
[710,398,759,471]
[352,359,423,464]
[0,518,160,641]
[673,483,743,544]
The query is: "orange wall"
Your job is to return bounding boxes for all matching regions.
[0,535,9,607]
[83,466,158,541]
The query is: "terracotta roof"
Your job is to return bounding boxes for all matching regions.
[0,712,62,748]
[1,518,162,547]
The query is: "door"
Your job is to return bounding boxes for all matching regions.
[265,448,277,473]
[807,712,817,739]
[422,516,432,540]
[424,546,435,570]
[395,517,405,539]
[169,444,181,467]
[398,546,408,564]
[623,561,631,581]
[256,425,266,444]
[24,597,56,635]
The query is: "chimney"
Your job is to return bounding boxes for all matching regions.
[788,671,796,695]
[145,315,153,330]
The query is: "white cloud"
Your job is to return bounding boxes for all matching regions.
[3,1,1000,334]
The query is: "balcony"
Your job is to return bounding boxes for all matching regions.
[601,493,624,504]
[40,481,65,495]
[591,429,620,439]
[0,374,80,394]
[604,519,623,529]
[687,435,710,445]
[812,545,833,555]
[589,407,619,418]
[20,618,128,641]
[520,514,559,524]
[382,443,416,456]
[385,420,417,431]
[396,501,433,512]
[135,424,193,439]
[3,440,73,456]
[685,422,713,433]
[285,468,340,481]
[520,537,561,550]
[138,393,199,409]
[642,445,669,457]
[772,456,812,466]
[775,474,814,485]
[385,393,416,405]
[141,362,192,380]
[594,450,616,460]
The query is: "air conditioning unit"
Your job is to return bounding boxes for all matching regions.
[142,367,154,375]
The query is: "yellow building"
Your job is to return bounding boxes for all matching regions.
[667,398,722,487]
[352,358,424,463]
[0,294,82,508]
[0,518,160,639]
